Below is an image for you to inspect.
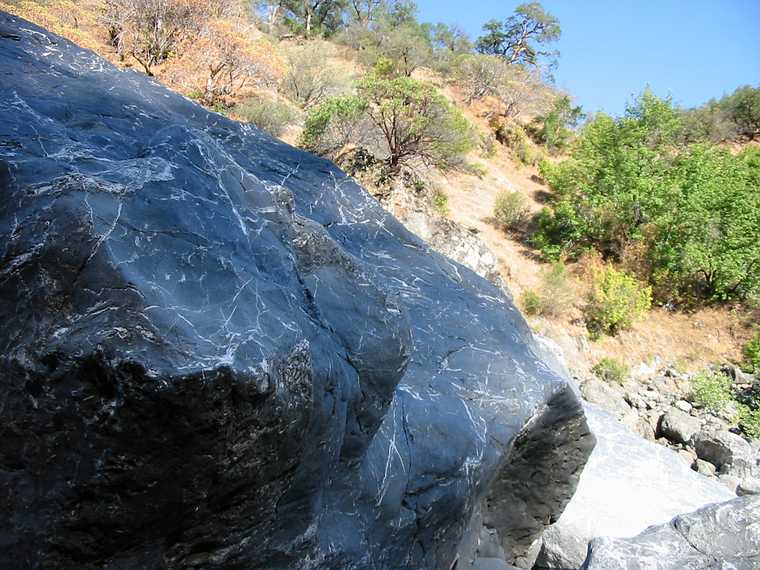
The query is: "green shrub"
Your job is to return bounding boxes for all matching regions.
[521,290,544,316]
[357,72,477,170]
[432,188,449,217]
[236,98,296,137]
[743,333,760,374]
[526,95,584,153]
[533,90,760,303]
[739,404,760,440]
[584,265,652,337]
[519,261,573,317]
[299,95,368,157]
[690,370,734,413]
[493,191,529,231]
[591,358,628,384]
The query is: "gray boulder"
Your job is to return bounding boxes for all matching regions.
[581,495,760,569]
[535,405,734,570]
[0,14,595,570]
[694,458,717,477]
[693,430,753,471]
[658,408,701,444]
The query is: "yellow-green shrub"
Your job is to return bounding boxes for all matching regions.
[584,265,652,337]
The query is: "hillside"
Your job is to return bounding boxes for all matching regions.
[2,0,758,400]
[2,5,760,570]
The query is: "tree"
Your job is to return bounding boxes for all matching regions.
[300,68,476,171]
[476,2,560,69]
[101,0,220,75]
[357,71,475,169]
[347,0,383,26]
[720,85,760,141]
[191,19,278,103]
[257,0,347,37]
[527,95,584,152]
[535,91,760,303]
[454,54,549,120]
[280,45,346,108]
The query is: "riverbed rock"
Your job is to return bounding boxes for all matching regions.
[534,405,734,570]
[693,429,753,471]
[657,408,701,444]
[0,14,595,570]
[581,495,760,569]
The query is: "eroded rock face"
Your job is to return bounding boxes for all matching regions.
[0,14,594,570]
[581,496,760,570]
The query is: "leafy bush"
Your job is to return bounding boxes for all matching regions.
[738,405,760,440]
[591,358,628,384]
[358,71,476,170]
[236,98,296,137]
[584,265,652,337]
[743,332,760,374]
[526,95,584,153]
[431,188,449,216]
[299,95,368,157]
[493,191,529,231]
[519,261,573,317]
[301,69,476,172]
[521,290,544,316]
[690,370,734,413]
[535,90,760,303]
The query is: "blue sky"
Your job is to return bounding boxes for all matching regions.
[415,0,760,116]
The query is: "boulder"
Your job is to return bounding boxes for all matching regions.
[657,408,701,444]
[693,429,752,471]
[580,378,631,419]
[738,478,760,496]
[534,405,734,570]
[694,458,717,477]
[581,496,760,569]
[674,399,692,413]
[0,14,595,570]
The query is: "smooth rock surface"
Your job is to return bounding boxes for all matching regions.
[0,14,594,570]
[535,405,734,570]
[658,408,701,445]
[693,430,752,470]
[581,495,760,569]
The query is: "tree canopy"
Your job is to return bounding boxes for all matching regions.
[475,2,560,69]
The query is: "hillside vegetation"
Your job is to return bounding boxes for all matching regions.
[3,0,759,424]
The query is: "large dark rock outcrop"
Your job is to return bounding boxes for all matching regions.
[0,14,594,569]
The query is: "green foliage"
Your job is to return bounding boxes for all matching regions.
[591,358,628,384]
[300,71,475,171]
[491,120,544,166]
[519,261,573,317]
[682,85,760,143]
[431,188,449,216]
[526,95,584,153]
[493,191,529,231]
[299,95,368,157]
[357,71,476,170]
[475,2,560,68]
[535,90,760,303]
[236,98,296,137]
[690,370,734,413]
[722,85,760,140]
[258,0,346,38]
[584,265,652,337]
[743,332,760,374]
[521,290,544,316]
[738,404,760,440]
